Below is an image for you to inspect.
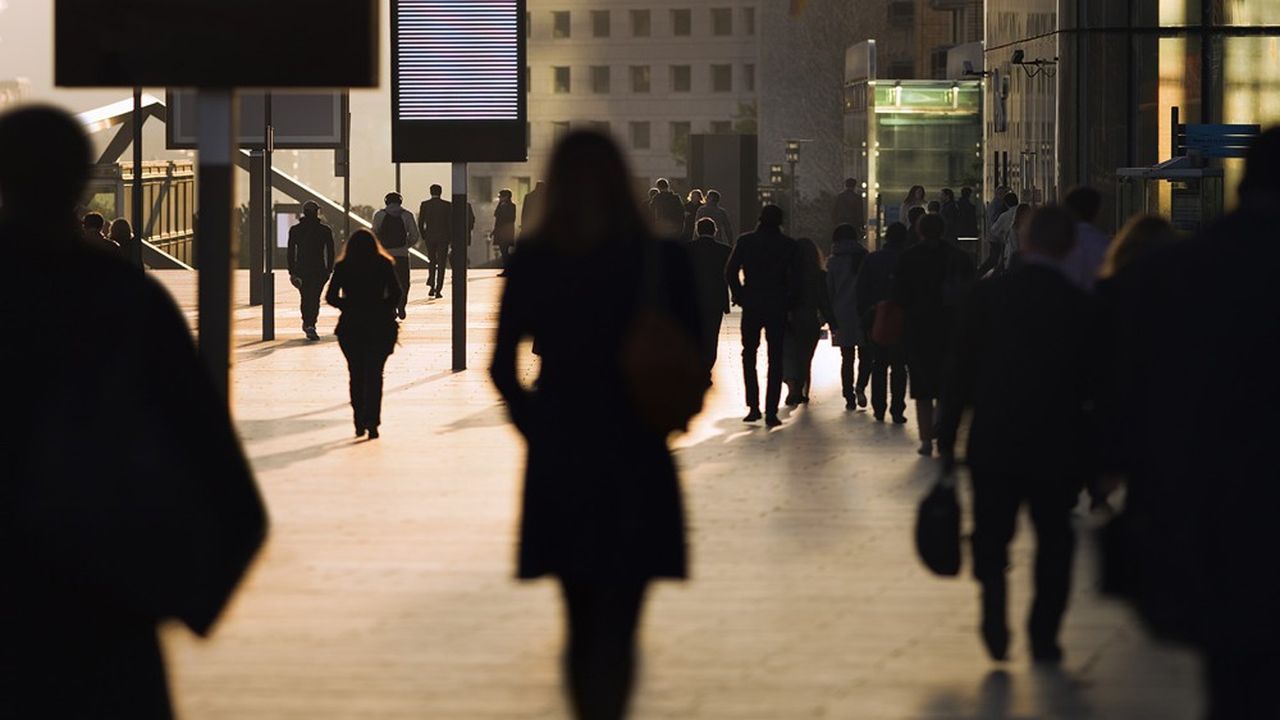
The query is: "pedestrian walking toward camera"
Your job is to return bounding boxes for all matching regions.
[893,213,975,456]
[783,238,836,406]
[726,204,798,427]
[937,205,1093,665]
[695,189,734,245]
[287,201,336,340]
[490,131,702,720]
[686,217,732,374]
[326,230,401,440]
[372,191,419,320]
[955,187,981,240]
[827,223,870,410]
[900,185,927,225]
[82,211,119,253]
[109,217,138,263]
[493,188,517,274]
[418,184,451,299]
[856,222,910,423]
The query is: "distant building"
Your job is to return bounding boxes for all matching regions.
[914,0,983,80]
[0,78,30,109]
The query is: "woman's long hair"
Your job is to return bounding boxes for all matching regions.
[538,130,649,252]
[1101,214,1177,279]
[338,229,393,267]
[904,185,926,205]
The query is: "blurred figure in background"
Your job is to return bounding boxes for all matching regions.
[325,229,401,440]
[856,222,910,424]
[287,200,336,340]
[831,177,865,234]
[906,206,927,245]
[521,180,546,240]
[783,237,836,406]
[686,217,732,375]
[109,217,138,263]
[1062,185,1111,292]
[1098,214,1177,282]
[955,187,981,240]
[372,191,419,320]
[682,188,704,241]
[418,184,452,299]
[648,177,685,239]
[900,185,927,225]
[940,188,959,242]
[82,210,118,252]
[979,192,1019,277]
[1,105,266,720]
[938,205,1091,664]
[493,188,518,275]
[826,223,870,411]
[986,185,1011,229]
[696,189,735,246]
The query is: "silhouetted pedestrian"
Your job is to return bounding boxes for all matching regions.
[493,188,517,274]
[937,205,1092,664]
[287,200,336,340]
[1062,185,1111,291]
[82,210,119,252]
[521,180,546,240]
[900,185,926,225]
[325,229,401,440]
[648,177,685,238]
[1098,214,1177,282]
[826,223,870,410]
[831,177,865,233]
[372,191,419,319]
[489,131,699,720]
[892,213,976,455]
[686,217,732,374]
[695,189,735,245]
[906,205,927,245]
[682,189,704,241]
[955,187,981,239]
[784,238,836,406]
[940,188,959,241]
[986,185,1011,229]
[418,184,452,298]
[726,204,798,427]
[855,222,909,423]
[1,105,266,720]
[109,217,138,263]
[978,192,1019,277]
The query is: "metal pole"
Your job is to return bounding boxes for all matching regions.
[396,162,402,194]
[195,89,238,400]
[451,162,468,371]
[130,87,144,268]
[343,109,351,243]
[248,150,264,306]
[262,92,275,341]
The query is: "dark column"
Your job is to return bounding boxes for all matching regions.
[131,87,144,268]
[248,150,264,306]
[451,162,468,371]
[196,89,238,399]
[262,93,275,341]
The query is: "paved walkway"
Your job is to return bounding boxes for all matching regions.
[156,270,1201,720]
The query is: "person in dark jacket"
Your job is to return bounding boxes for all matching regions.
[287,201,336,340]
[418,184,452,299]
[783,238,836,406]
[955,186,981,239]
[109,217,139,264]
[937,205,1092,665]
[825,223,869,410]
[1,105,267,720]
[686,217,732,374]
[82,210,120,252]
[725,204,798,427]
[372,192,419,320]
[520,180,546,240]
[326,230,402,439]
[855,222,909,423]
[831,177,865,232]
[682,189,704,241]
[892,213,976,455]
[648,177,685,239]
[490,131,699,720]
[493,188,517,274]
[940,188,959,242]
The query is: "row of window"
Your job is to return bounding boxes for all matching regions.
[538,119,738,152]
[539,63,755,94]
[537,7,755,39]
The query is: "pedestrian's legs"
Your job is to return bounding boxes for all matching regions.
[869,343,888,416]
[916,398,935,452]
[429,244,448,293]
[339,337,366,432]
[740,313,764,411]
[889,351,909,419]
[559,577,649,720]
[840,345,856,403]
[362,349,390,430]
[300,276,324,329]
[855,343,873,396]
[701,312,723,376]
[970,470,1021,660]
[394,255,410,314]
[763,318,786,416]
[799,333,819,400]
[498,243,513,271]
[1026,485,1077,660]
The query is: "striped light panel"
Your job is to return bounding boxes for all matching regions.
[397,0,520,121]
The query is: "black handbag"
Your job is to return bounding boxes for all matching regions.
[915,474,962,577]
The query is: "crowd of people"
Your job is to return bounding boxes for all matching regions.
[7,99,1280,720]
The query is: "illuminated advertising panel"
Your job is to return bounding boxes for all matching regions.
[392,0,528,162]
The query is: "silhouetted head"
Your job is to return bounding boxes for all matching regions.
[1011,203,1033,242]
[927,200,941,214]
[1002,192,1019,209]
[109,217,132,242]
[0,106,91,226]
[885,221,908,248]
[1240,126,1280,205]
[498,188,513,202]
[384,192,403,206]
[918,213,945,243]
[648,188,659,200]
[1023,205,1077,260]
[1063,186,1102,224]
[831,223,860,246]
[339,228,392,266]
[696,217,716,237]
[82,212,106,234]
[993,186,1010,200]
[905,185,925,204]
[429,184,443,197]
[1101,214,1177,279]
[907,205,926,230]
[960,187,973,199]
[687,189,703,204]
[797,237,824,271]
[302,200,320,218]
[845,177,858,190]
[542,130,647,252]
[942,188,955,201]
[706,189,721,204]
[655,178,670,192]
[758,204,783,229]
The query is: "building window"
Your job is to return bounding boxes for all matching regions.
[631,9,651,37]
[672,9,692,36]
[552,11,571,38]
[525,66,532,93]
[471,176,494,204]
[552,121,571,143]
[711,120,732,134]
[583,120,611,135]
[590,65,611,94]
[670,121,691,162]
[711,64,733,92]
[744,63,756,92]
[591,10,610,38]
[553,66,571,94]
[743,7,756,36]
[630,65,651,93]
[526,11,532,38]
[887,60,914,79]
[671,65,692,92]
[887,1,913,28]
[711,8,733,36]
[630,122,651,150]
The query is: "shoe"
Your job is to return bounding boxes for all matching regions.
[981,587,1010,661]
[397,308,407,320]
[367,427,380,440]
[743,408,762,423]
[873,412,885,422]
[981,620,1011,662]
[846,400,858,412]
[892,413,908,425]
[799,395,810,405]
[1031,641,1064,665]
[304,326,319,341]
[918,441,933,456]
[355,426,366,438]
[785,395,800,408]
[765,414,782,428]
[856,388,868,408]
[434,290,443,298]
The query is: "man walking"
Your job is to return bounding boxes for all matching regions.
[649,177,685,238]
[695,189,735,245]
[831,177,865,234]
[286,200,335,340]
[955,187,981,239]
[520,180,546,240]
[492,188,517,274]
[725,204,797,428]
[855,221,910,423]
[373,191,420,319]
[686,217,733,375]
[418,184,451,299]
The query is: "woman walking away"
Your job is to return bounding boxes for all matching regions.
[325,230,401,440]
[682,189,704,241]
[489,130,701,720]
[826,223,870,410]
[783,238,836,406]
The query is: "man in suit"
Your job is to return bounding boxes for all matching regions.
[831,177,865,234]
[286,201,335,340]
[694,189,735,245]
[725,204,797,427]
[685,217,733,375]
[418,184,451,299]
[937,205,1093,664]
[648,178,685,239]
